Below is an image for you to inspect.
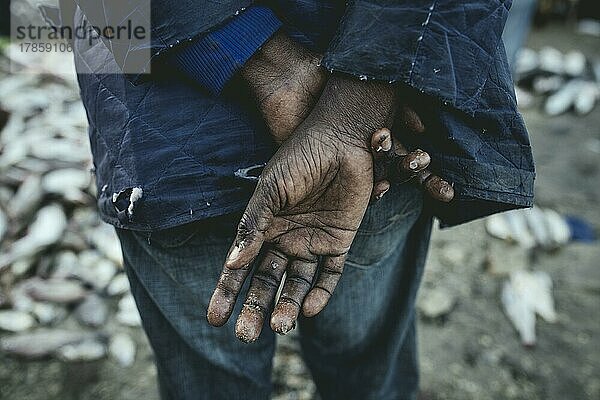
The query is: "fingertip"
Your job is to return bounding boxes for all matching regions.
[371,128,392,153]
[224,244,241,267]
[207,293,231,327]
[270,302,298,335]
[372,180,390,201]
[301,288,329,318]
[401,149,430,173]
[235,305,263,343]
[401,105,426,134]
[437,180,455,202]
[424,175,455,203]
[207,309,228,327]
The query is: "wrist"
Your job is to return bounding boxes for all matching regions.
[311,75,397,149]
[241,32,323,93]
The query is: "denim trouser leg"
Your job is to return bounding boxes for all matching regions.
[299,184,431,400]
[117,214,276,400]
[116,182,432,400]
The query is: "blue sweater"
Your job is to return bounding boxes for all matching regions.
[172,6,282,94]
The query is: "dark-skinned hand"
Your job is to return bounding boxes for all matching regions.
[208,76,397,342]
[208,38,455,343]
[240,32,453,203]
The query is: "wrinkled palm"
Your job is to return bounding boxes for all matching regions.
[207,120,374,342]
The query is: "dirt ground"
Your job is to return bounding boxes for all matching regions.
[1,23,599,400]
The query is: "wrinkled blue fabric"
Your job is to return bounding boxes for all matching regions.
[72,0,535,230]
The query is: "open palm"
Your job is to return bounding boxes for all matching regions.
[207,118,374,342]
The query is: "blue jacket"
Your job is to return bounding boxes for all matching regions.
[72,0,534,230]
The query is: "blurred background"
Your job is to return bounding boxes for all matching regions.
[0,1,598,399]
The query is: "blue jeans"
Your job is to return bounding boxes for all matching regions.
[116,183,433,400]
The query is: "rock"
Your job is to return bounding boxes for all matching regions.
[31,302,67,325]
[118,294,136,311]
[564,50,586,77]
[41,168,90,202]
[86,223,123,266]
[0,287,9,309]
[501,270,557,347]
[107,273,130,296]
[115,309,142,327]
[58,231,88,252]
[574,82,599,115]
[538,46,564,74]
[75,294,108,327]
[545,80,586,116]
[90,259,118,291]
[0,310,35,332]
[485,207,571,250]
[66,251,117,290]
[0,204,67,272]
[56,339,106,362]
[24,277,87,304]
[440,245,467,267]
[418,287,456,319]
[30,138,91,163]
[515,48,538,75]
[116,294,141,327]
[10,257,35,277]
[51,251,79,279]
[0,329,95,359]
[6,174,43,221]
[109,332,136,367]
[0,207,7,244]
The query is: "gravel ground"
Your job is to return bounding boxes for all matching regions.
[1,22,598,400]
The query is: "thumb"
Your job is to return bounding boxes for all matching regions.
[224,187,274,269]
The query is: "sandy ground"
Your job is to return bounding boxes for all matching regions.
[1,23,599,400]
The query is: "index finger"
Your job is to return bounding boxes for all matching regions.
[398,104,425,134]
[207,264,252,327]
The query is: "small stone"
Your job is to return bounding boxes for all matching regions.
[10,258,35,276]
[418,287,456,319]
[115,309,141,327]
[109,332,136,367]
[56,339,106,362]
[0,287,9,309]
[106,273,130,296]
[25,277,87,304]
[75,294,108,327]
[440,245,467,266]
[116,294,141,327]
[51,251,79,279]
[0,329,95,359]
[31,302,67,325]
[86,224,123,266]
[88,259,117,291]
[0,310,35,332]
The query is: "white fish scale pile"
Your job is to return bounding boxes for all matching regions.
[0,49,137,366]
[515,47,600,115]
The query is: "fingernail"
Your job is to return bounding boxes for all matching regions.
[226,245,241,265]
[376,187,389,200]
